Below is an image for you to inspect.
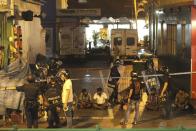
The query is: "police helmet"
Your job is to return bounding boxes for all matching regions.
[164,67,170,77]
[146,59,154,69]
[161,66,169,74]
[114,59,121,65]
[49,75,56,83]
[131,72,138,80]
[58,68,70,78]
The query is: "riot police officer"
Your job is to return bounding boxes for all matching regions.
[159,67,175,119]
[120,72,143,125]
[108,59,121,106]
[44,76,62,128]
[6,75,41,128]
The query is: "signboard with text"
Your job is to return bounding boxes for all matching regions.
[57,9,101,17]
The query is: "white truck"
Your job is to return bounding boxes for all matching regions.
[58,26,86,58]
[111,29,138,61]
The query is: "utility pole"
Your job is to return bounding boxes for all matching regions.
[149,0,156,54]
[153,0,156,54]
[133,0,139,43]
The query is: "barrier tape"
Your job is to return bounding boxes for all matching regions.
[1,71,195,90]
[69,71,196,81]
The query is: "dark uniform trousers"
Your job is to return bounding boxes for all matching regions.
[47,104,60,128]
[25,101,39,128]
[109,83,119,105]
[108,65,120,106]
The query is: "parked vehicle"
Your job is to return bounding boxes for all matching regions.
[111,29,138,62]
[58,26,86,58]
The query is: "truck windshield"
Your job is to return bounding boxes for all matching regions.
[114,37,122,45]
[127,37,135,46]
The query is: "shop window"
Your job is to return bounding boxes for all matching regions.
[167,24,177,55]
[114,37,122,46]
[127,37,135,46]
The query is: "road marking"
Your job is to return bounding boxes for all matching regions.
[99,70,114,119]
[108,108,114,119]
[99,70,105,88]
[60,116,114,120]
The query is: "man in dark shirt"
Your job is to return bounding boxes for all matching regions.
[15,75,41,128]
[108,59,121,106]
[78,88,92,109]
[44,76,62,128]
[120,72,143,125]
[159,67,175,119]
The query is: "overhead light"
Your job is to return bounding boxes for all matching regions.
[156,10,164,14]
[78,0,87,3]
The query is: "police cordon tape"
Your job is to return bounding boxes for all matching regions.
[0,71,195,90]
[68,71,196,81]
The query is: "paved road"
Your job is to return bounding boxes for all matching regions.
[1,59,196,129]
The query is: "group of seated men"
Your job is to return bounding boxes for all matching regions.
[77,87,108,110]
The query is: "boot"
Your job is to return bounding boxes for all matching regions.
[66,117,72,128]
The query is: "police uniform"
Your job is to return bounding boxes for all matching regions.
[160,74,175,119]
[16,83,40,128]
[108,63,120,106]
[121,72,143,125]
[44,83,62,128]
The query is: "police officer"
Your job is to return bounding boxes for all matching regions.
[7,75,41,128]
[108,59,121,106]
[59,69,74,128]
[159,67,174,119]
[120,72,143,125]
[44,76,61,128]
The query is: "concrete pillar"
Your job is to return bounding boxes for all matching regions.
[191,6,196,99]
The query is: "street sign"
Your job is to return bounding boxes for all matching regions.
[57,9,101,17]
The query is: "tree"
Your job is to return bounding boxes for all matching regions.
[92,30,99,47]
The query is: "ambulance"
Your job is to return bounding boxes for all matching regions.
[111,29,138,61]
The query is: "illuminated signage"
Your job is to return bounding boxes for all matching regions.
[0,0,7,7]
[57,9,101,17]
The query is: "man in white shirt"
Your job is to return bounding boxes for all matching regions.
[59,69,73,128]
[93,87,108,109]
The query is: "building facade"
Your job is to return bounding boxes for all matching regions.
[153,0,196,99]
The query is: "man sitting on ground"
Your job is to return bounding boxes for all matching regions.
[93,87,108,109]
[174,89,193,112]
[78,88,92,109]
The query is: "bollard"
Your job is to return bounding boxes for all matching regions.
[159,121,167,128]
[96,125,100,131]
[179,126,185,131]
[12,125,17,131]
